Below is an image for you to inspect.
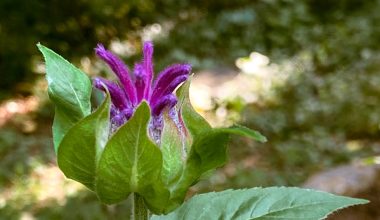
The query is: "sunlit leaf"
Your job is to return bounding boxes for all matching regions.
[176,78,212,137]
[152,187,368,220]
[37,43,92,150]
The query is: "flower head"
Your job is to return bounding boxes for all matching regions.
[94,42,191,141]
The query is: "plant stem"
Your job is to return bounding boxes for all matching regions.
[132,193,150,220]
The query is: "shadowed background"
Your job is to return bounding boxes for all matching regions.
[1,0,380,219]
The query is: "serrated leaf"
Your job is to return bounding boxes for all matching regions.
[57,93,110,190]
[152,187,368,220]
[37,43,92,151]
[95,102,169,213]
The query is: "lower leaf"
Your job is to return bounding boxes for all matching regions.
[152,187,368,220]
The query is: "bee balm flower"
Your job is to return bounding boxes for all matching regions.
[93,42,191,142]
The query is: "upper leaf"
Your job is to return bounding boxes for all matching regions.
[95,102,169,212]
[152,187,368,220]
[57,92,110,190]
[176,78,211,137]
[37,43,92,150]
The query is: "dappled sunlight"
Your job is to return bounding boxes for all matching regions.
[1,164,83,207]
[235,52,270,75]
[0,77,50,132]
[30,165,83,204]
[189,51,297,126]
[0,97,40,130]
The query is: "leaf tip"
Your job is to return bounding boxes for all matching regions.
[228,124,268,143]
[36,42,46,52]
[259,134,268,143]
[322,197,369,219]
[138,100,151,113]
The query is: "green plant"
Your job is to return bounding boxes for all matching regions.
[37,42,367,219]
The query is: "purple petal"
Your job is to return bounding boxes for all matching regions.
[95,44,137,105]
[165,75,189,94]
[93,77,130,110]
[134,62,147,103]
[151,64,191,103]
[153,64,191,89]
[151,94,177,116]
[142,41,154,99]
[151,67,190,106]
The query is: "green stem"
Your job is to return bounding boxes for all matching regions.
[132,193,150,220]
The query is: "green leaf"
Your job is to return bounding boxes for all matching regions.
[161,111,185,187]
[165,79,216,205]
[167,126,266,211]
[191,126,266,174]
[95,102,169,212]
[172,126,266,195]
[152,187,369,220]
[190,129,230,174]
[37,43,92,150]
[168,80,267,209]
[57,93,110,190]
[218,125,267,143]
[176,78,212,137]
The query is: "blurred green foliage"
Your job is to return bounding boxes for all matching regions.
[241,55,380,186]
[0,0,163,97]
[1,0,380,218]
[4,0,379,96]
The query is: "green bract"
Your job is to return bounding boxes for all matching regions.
[38,44,368,218]
[37,43,92,151]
